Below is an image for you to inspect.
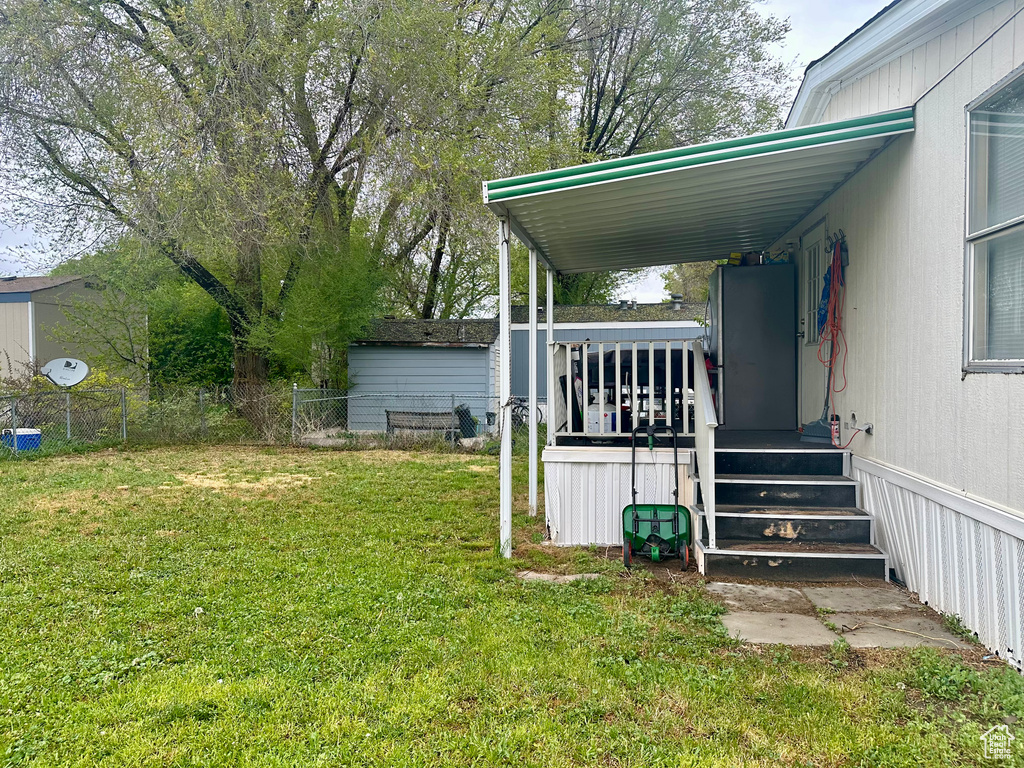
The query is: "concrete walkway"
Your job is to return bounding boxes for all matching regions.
[710,582,973,649]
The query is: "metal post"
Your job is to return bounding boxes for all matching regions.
[291,383,298,444]
[528,247,538,517]
[120,387,127,441]
[65,391,71,441]
[498,218,513,558]
[648,341,655,428]
[11,396,18,455]
[199,388,207,439]
[451,393,456,445]
[545,268,554,447]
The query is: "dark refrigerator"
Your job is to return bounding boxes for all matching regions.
[705,263,797,431]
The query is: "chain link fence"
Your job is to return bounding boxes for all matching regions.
[0,386,541,458]
[292,390,502,449]
[0,389,125,456]
[127,385,292,445]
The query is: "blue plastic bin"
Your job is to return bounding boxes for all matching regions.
[1,429,42,451]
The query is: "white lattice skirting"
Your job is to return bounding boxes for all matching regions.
[542,447,692,547]
[853,457,1024,670]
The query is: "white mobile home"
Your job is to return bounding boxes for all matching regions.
[486,0,1024,669]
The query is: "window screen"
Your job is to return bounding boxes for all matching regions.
[973,228,1024,360]
[967,71,1024,368]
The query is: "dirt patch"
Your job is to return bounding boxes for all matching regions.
[514,541,702,589]
[175,472,316,492]
[30,489,118,515]
[155,529,184,537]
[734,642,1004,677]
[466,465,495,473]
[79,522,103,536]
[706,582,816,615]
[348,450,489,466]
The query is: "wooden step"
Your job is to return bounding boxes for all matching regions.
[703,474,858,508]
[695,537,887,582]
[695,504,872,544]
[714,474,856,483]
[711,504,867,517]
[714,449,845,477]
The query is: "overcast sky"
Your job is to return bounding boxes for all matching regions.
[629,0,894,301]
[0,0,895,288]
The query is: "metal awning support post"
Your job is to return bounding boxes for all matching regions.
[498,217,513,557]
[528,247,538,517]
[545,268,554,447]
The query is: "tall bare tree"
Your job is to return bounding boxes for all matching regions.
[0,0,433,393]
[574,0,790,157]
[384,0,792,317]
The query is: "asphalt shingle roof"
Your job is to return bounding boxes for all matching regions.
[354,319,500,346]
[355,302,705,346]
[0,275,83,294]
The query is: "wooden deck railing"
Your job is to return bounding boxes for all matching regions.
[549,339,695,438]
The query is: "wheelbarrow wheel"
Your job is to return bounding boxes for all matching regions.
[623,540,632,569]
[679,543,690,571]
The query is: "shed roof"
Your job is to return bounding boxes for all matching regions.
[484,108,913,273]
[510,302,704,323]
[353,319,499,347]
[0,275,83,294]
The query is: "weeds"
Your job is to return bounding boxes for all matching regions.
[942,612,978,643]
[0,446,1021,767]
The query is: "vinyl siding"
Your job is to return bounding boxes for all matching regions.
[0,302,30,376]
[771,8,1024,515]
[28,279,144,371]
[820,1,1021,124]
[347,345,495,432]
[32,300,73,366]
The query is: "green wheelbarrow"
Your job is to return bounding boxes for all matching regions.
[622,424,691,570]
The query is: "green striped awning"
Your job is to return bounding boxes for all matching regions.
[484,108,913,273]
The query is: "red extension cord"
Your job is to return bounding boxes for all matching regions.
[817,239,861,449]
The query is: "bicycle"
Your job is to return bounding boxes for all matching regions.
[510,396,542,430]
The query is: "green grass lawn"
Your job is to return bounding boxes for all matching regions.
[0,446,1022,767]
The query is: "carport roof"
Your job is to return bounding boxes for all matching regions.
[484,108,913,274]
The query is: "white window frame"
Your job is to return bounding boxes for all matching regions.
[964,66,1024,373]
[801,220,827,346]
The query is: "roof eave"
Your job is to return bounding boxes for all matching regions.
[787,0,1002,127]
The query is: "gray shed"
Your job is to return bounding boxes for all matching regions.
[510,301,704,399]
[347,319,500,433]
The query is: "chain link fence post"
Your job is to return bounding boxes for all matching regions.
[291,383,298,444]
[65,391,72,441]
[120,387,127,442]
[199,387,207,440]
[11,394,18,455]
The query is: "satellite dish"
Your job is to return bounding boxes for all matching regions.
[41,358,90,388]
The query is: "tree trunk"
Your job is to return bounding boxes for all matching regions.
[421,211,451,320]
[233,344,269,392]
[232,336,272,435]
